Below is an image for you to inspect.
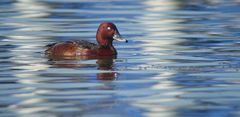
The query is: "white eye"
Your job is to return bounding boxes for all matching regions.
[107,27,111,30]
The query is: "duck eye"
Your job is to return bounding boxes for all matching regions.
[107,27,111,30]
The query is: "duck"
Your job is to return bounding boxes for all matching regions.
[45,22,128,59]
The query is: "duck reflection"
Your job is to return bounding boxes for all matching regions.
[96,58,117,80]
[48,56,117,80]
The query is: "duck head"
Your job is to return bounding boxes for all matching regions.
[96,22,128,47]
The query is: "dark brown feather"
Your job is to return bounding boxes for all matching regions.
[45,40,98,55]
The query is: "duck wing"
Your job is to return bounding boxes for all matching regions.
[73,40,98,50]
[45,40,98,55]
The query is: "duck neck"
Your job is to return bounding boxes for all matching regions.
[96,32,117,56]
[97,32,112,46]
[98,44,117,56]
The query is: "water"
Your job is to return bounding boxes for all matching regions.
[1,0,240,117]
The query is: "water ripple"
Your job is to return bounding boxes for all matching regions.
[1,0,240,117]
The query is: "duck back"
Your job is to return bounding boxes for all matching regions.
[45,40,98,57]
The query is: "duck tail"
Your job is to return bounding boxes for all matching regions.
[45,42,57,55]
[45,42,57,48]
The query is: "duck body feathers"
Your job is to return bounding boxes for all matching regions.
[45,40,99,57]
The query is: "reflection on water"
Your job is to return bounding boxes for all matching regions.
[49,57,117,80]
[1,0,240,117]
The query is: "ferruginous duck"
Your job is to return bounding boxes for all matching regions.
[45,22,128,58]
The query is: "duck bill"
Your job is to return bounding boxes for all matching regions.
[113,30,128,43]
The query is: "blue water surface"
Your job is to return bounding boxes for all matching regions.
[1,0,240,117]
